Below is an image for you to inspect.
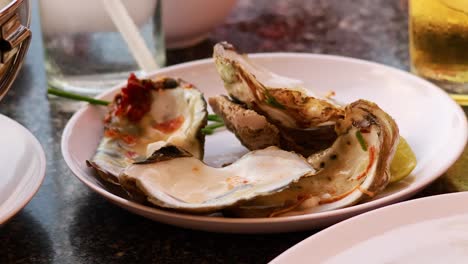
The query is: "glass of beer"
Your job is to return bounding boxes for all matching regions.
[409,0,468,95]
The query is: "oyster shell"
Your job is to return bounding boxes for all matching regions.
[228,100,399,217]
[87,74,207,184]
[209,95,339,156]
[213,42,341,155]
[119,144,315,213]
[209,95,281,150]
[213,42,344,129]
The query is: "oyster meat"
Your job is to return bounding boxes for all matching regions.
[119,144,315,213]
[87,74,207,184]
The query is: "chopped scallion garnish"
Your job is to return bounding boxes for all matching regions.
[207,114,224,123]
[355,130,368,151]
[264,89,285,109]
[201,122,225,135]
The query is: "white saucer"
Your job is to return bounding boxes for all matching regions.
[0,114,46,225]
[270,191,468,263]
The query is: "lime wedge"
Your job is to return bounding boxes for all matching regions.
[390,137,417,183]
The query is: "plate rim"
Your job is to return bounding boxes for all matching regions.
[0,114,47,225]
[269,191,468,263]
[61,53,468,231]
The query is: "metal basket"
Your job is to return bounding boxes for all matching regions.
[0,0,31,101]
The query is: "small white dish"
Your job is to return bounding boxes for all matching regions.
[61,54,467,233]
[270,191,468,263]
[0,114,46,225]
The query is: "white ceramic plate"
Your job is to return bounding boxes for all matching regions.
[270,191,468,263]
[0,114,46,225]
[61,54,467,233]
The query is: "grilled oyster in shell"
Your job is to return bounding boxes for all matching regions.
[213,42,344,129]
[212,42,342,155]
[228,100,399,217]
[120,144,315,213]
[87,74,207,184]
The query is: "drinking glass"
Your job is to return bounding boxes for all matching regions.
[409,0,468,95]
[39,0,165,96]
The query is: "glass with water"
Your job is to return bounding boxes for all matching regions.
[39,0,165,96]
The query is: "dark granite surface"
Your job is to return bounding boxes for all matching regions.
[0,0,466,263]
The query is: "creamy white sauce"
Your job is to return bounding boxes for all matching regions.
[141,88,204,158]
[125,147,313,207]
[279,128,379,216]
[149,89,185,123]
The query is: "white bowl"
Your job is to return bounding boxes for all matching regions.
[163,0,237,49]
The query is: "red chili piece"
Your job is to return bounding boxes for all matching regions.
[110,73,153,122]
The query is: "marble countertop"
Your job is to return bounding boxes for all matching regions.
[1,0,466,263]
